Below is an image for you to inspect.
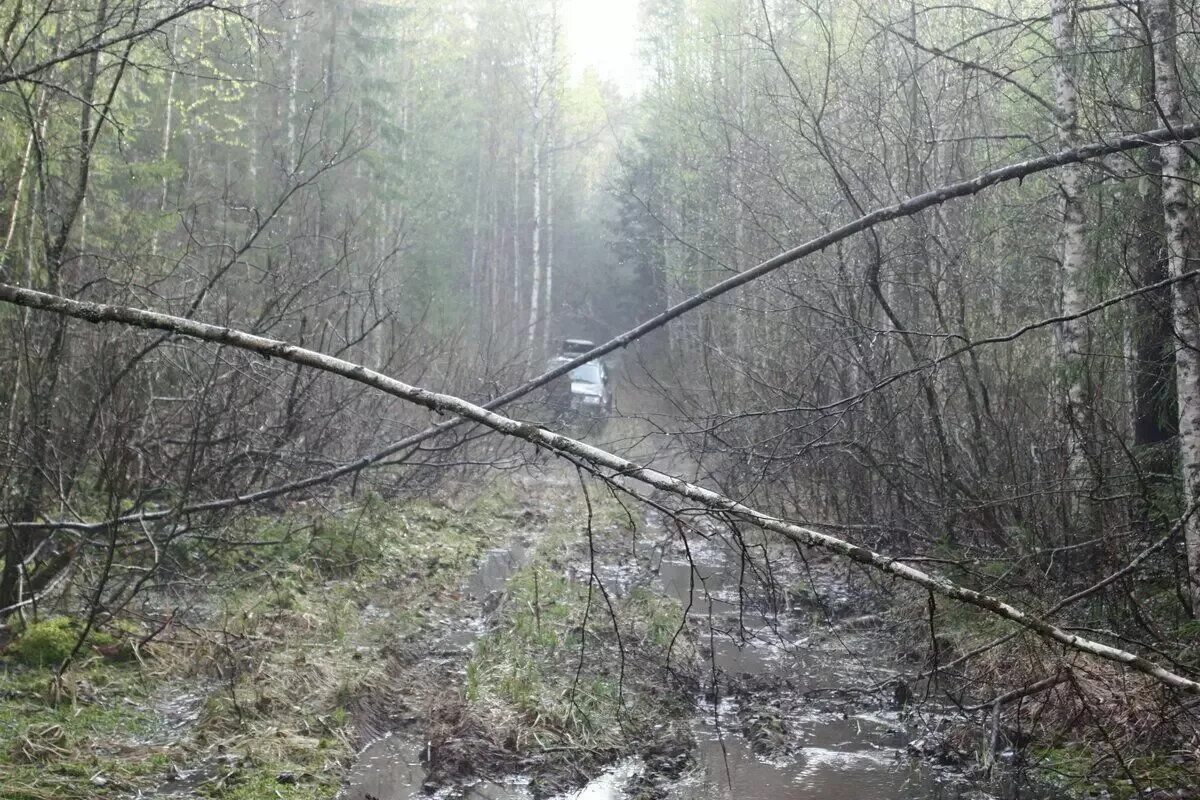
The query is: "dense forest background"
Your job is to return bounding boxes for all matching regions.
[3,0,1200,795]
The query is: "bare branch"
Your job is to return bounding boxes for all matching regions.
[9,122,1200,535]
[1,282,1198,695]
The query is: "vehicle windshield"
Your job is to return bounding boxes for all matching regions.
[570,363,603,384]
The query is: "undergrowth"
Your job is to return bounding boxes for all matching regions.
[428,484,698,794]
[916,578,1200,799]
[0,485,512,800]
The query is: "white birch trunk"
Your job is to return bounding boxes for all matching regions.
[152,26,179,256]
[512,147,521,341]
[287,0,300,169]
[1052,0,1092,507]
[249,3,260,195]
[1148,0,1200,612]
[490,191,500,343]
[4,281,1200,695]
[469,136,485,324]
[2,132,34,261]
[527,89,543,356]
[542,142,554,354]
[540,7,560,356]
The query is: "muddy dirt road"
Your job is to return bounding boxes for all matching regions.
[339,402,1045,800]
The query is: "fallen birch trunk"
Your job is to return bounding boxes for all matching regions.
[1,281,1197,695]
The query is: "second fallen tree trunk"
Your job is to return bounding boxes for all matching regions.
[1,280,1198,695]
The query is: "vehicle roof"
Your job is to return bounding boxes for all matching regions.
[547,355,607,371]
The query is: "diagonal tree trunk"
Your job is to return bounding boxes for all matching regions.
[2,281,1200,694]
[5,124,1198,541]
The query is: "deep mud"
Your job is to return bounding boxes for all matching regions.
[339,488,1051,800]
[340,536,535,798]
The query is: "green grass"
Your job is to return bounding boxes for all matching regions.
[0,485,520,800]
[0,662,166,799]
[1032,745,1198,800]
[463,522,694,756]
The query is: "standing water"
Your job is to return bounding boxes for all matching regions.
[639,524,1013,800]
[341,508,1037,800]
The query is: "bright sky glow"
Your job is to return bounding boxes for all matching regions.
[562,0,643,92]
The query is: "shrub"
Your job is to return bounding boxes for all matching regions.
[10,618,79,667]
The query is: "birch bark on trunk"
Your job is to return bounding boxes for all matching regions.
[4,281,1200,694]
[249,2,259,197]
[1,132,34,262]
[152,26,179,256]
[527,89,543,356]
[3,124,1197,542]
[512,146,522,342]
[542,141,554,354]
[1147,0,1200,612]
[287,0,299,169]
[490,191,500,343]
[0,0,107,612]
[1052,0,1092,518]
[469,127,485,332]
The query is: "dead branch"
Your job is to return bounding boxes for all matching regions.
[9,122,1200,535]
[2,282,1198,695]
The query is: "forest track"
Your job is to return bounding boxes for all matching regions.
[335,392,1051,800]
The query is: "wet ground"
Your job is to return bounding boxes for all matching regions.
[339,493,1043,800]
[340,538,535,800]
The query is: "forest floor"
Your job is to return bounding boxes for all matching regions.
[1,410,1196,800]
[0,477,549,799]
[0,438,700,800]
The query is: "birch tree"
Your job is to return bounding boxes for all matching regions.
[1052,0,1094,519]
[1147,0,1200,611]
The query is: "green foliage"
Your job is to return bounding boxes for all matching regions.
[0,662,164,799]
[9,618,80,667]
[5,617,124,669]
[1034,744,1198,800]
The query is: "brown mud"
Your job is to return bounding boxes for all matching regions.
[338,477,1053,800]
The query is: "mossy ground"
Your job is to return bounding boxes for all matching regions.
[0,663,166,800]
[0,483,520,800]
[1030,745,1197,800]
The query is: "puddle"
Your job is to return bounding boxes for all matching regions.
[563,759,643,800]
[466,542,530,603]
[650,530,1044,800]
[342,507,1045,800]
[342,734,429,800]
[136,680,212,747]
[342,746,638,800]
[340,538,534,800]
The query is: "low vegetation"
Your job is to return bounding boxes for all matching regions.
[0,486,516,800]
[417,486,690,795]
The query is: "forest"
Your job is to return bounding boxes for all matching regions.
[1,0,1199,799]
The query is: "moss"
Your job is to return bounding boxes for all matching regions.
[9,618,80,667]
[1031,742,1199,800]
[0,661,166,799]
[5,616,138,669]
[198,764,340,800]
[0,486,537,800]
